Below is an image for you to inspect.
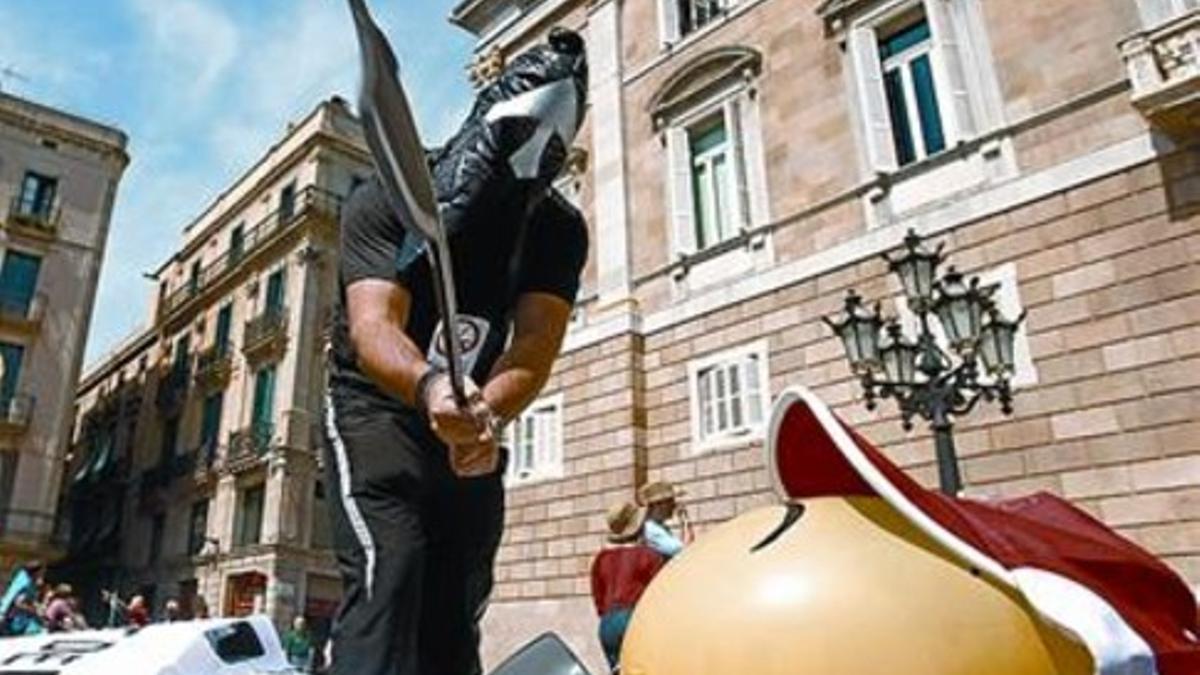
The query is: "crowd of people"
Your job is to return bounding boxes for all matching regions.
[0,563,204,637]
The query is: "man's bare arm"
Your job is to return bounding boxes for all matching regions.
[482,291,573,422]
[345,279,426,405]
[347,278,491,448]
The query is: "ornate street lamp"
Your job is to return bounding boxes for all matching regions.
[883,230,943,313]
[823,291,883,375]
[824,230,1025,495]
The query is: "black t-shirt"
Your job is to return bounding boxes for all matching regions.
[329,177,588,414]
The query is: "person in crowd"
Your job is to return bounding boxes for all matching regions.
[193,595,210,620]
[43,584,75,632]
[126,595,150,628]
[102,589,127,627]
[590,501,668,672]
[161,598,182,623]
[282,615,315,671]
[5,593,44,635]
[637,481,694,558]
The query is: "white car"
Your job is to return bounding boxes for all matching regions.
[0,615,301,675]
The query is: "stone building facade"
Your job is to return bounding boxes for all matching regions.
[62,98,370,638]
[0,92,127,576]
[450,0,1200,671]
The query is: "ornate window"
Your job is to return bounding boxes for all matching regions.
[650,47,771,287]
[821,0,1010,223]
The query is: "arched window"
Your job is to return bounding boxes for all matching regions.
[649,47,770,271]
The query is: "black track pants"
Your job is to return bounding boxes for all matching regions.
[322,393,505,675]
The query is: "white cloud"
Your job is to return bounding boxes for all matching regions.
[79,0,477,364]
[205,0,357,174]
[127,0,239,102]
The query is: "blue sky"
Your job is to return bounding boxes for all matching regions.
[0,0,477,365]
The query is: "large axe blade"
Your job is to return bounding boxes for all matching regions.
[346,0,467,404]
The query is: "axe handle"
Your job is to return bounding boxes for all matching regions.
[425,243,469,407]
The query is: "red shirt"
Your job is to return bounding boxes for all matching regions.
[127,606,149,627]
[590,545,666,616]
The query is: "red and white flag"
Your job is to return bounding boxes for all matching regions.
[767,387,1200,675]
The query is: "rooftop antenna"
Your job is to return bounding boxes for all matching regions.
[0,64,29,93]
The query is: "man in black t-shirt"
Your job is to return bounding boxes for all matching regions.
[323,28,588,675]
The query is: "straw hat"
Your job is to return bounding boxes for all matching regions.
[638,481,685,506]
[606,501,646,544]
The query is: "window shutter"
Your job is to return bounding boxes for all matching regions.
[744,355,763,425]
[666,126,697,255]
[658,0,681,47]
[736,93,769,227]
[849,26,898,173]
[926,0,977,141]
[725,99,751,231]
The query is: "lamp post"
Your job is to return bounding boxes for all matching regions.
[823,230,1026,495]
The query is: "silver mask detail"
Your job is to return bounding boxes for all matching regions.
[484,78,581,180]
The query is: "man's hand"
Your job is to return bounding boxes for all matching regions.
[423,374,494,447]
[449,438,501,478]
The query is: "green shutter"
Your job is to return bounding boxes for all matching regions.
[215,305,233,354]
[0,343,24,402]
[252,367,276,447]
[910,54,946,155]
[201,393,224,451]
[173,334,191,375]
[265,269,285,313]
[0,252,41,316]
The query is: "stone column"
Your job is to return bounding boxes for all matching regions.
[588,0,634,309]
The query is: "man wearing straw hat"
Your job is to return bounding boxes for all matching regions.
[637,481,693,558]
[590,502,666,672]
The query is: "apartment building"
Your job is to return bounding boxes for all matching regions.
[0,93,128,577]
[450,0,1200,671]
[61,98,370,637]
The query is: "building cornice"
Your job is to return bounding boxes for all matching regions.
[78,325,157,395]
[151,103,368,278]
[0,92,129,169]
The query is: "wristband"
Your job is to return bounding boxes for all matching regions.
[414,365,445,414]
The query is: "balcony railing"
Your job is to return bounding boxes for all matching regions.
[159,186,341,319]
[0,291,46,329]
[194,345,233,390]
[183,443,221,486]
[227,423,274,471]
[156,365,190,412]
[138,451,196,503]
[0,395,35,433]
[6,196,61,236]
[1121,9,1200,136]
[243,307,288,363]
